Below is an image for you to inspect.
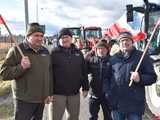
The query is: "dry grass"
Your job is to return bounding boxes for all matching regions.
[0,52,6,61]
[0,42,12,60]
[0,102,14,119]
[0,62,12,119]
[0,49,8,61]
[0,81,11,97]
[0,58,11,97]
[0,60,4,64]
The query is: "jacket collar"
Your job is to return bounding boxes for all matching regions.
[117,47,136,60]
[22,40,45,53]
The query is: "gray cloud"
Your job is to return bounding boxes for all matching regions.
[42,0,142,28]
[4,0,160,35]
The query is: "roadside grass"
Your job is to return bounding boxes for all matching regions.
[0,81,11,97]
[0,57,11,97]
[0,51,11,97]
[0,49,8,61]
[0,58,13,119]
[0,102,14,119]
[0,60,4,64]
[0,52,14,119]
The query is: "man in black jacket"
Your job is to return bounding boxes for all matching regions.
[86,40,112,120]
[50,28,89,120]
[110,32,157,120]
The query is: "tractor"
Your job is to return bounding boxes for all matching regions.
[64,26,102,51]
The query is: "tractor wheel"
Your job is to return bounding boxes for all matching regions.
[146,61,160,116]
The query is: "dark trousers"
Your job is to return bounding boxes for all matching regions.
[89,95,112,120]
[14,99,45,120]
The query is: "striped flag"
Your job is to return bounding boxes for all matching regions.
[0,15,5,24]
[105,12,146,42]
[154,116,160,120]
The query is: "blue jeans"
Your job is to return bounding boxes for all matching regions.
[112,110,142,120]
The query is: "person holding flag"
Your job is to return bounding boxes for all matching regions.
[0,22,52,120]
[109,32,157,120]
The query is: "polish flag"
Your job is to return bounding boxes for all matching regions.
[154,116,160,120]
[0,14,5,24]
[105,12,146,42]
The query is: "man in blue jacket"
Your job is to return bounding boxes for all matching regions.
[110,32,157,120]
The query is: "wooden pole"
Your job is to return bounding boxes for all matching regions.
[129,18,160,87]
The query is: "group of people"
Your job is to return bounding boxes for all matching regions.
[0,22,157,120]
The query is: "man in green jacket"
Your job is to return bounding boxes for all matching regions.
[0,23,52,120]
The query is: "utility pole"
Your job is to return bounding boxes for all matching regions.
[24,0,29,32]
[36,0,39,22]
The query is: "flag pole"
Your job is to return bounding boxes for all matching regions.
[0,15,24,57]
[129,18,160,87]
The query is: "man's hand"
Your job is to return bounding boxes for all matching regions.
[130,71,140,83]
[82,90,88,98]
[21,56,31,70]
[84,50,94,60]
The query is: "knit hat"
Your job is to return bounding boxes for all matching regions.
[117,32,133,42]
[58,28,72,39]
[26,23,44,37]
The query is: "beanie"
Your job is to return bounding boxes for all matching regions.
[58,28,72,39]
[117,32,133,42]
[26,23,44,37]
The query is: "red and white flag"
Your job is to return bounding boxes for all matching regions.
[0,14,5,25]
[105,12,146,42]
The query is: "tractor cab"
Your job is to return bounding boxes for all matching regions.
[82,26,102,50]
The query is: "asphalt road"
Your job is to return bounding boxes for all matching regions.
[0,92,155,120]
[42,94,154,120]
[42,95,90,120]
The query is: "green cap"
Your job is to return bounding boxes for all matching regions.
[117,32,133,42]
[26,23,44,37]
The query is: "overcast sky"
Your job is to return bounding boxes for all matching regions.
[0,0,160,35]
